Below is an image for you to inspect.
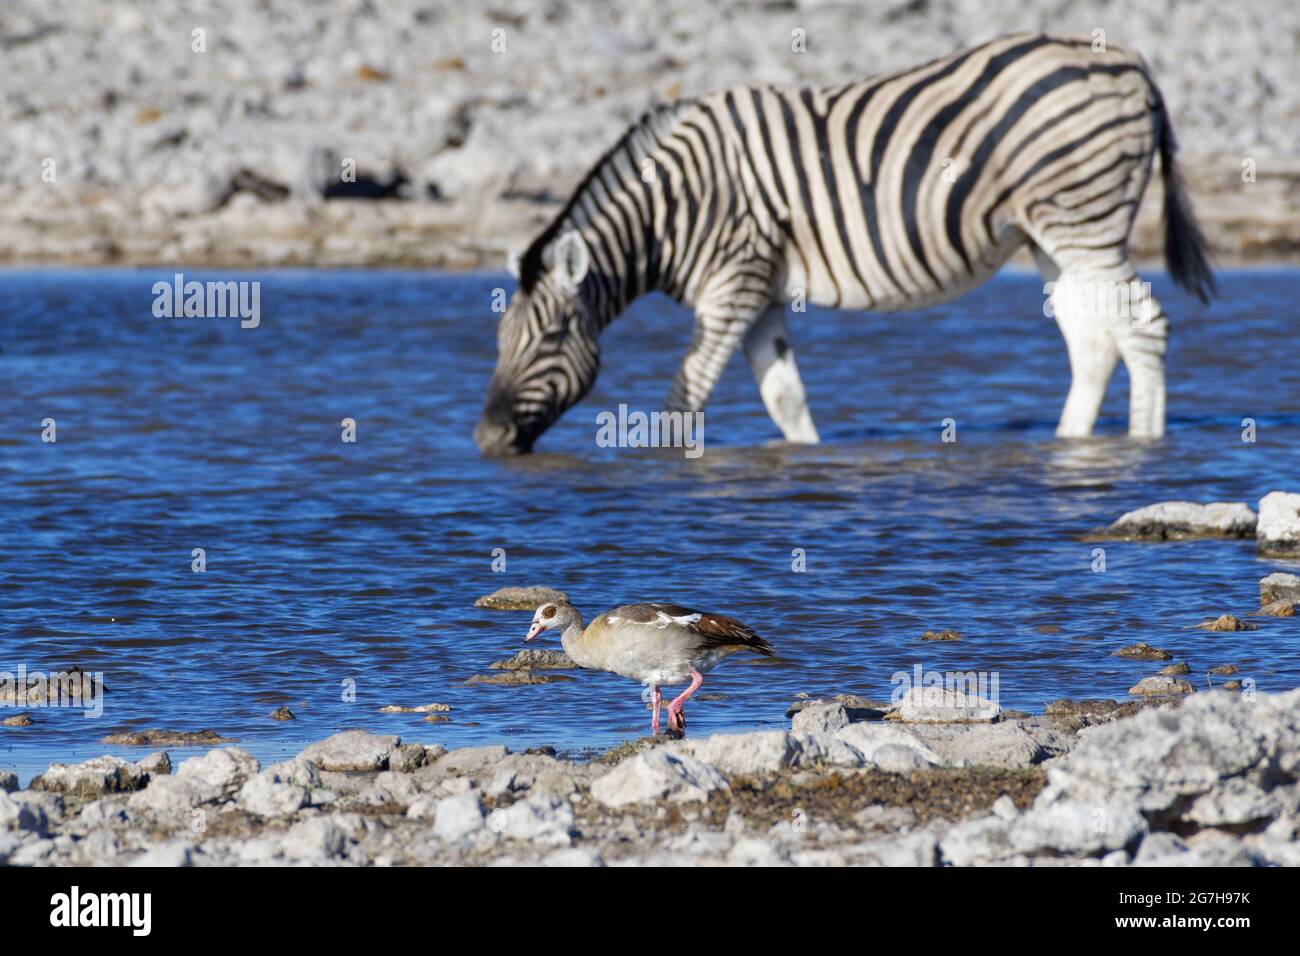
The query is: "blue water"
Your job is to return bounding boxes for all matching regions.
[2,267,1298,783]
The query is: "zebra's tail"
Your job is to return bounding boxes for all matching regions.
[1154,93,1216,304]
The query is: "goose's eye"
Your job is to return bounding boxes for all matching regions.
[542,605,557,619]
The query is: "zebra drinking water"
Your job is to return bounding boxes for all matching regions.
[475,32,1214,455]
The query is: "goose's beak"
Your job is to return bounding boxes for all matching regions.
[525,621,543,643]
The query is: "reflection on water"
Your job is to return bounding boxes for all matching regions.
[1,267,1298,781]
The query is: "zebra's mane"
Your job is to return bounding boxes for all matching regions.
[517,101,688,294]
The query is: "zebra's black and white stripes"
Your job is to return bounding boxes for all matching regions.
[476,32,1213,455]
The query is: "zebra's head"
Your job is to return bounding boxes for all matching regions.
[476,233,599,455]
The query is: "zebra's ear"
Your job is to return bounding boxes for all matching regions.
[543,231,590,292]
[506,247,522,280]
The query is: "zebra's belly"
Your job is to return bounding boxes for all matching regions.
[782,225,1025,314]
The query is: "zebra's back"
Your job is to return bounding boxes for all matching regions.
[693,33,1159,311]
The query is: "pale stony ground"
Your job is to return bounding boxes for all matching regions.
[5,507,1298,866]
[3,687,1300,867]
[1,0,1297,268]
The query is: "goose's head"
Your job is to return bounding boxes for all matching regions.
[525,602,580,642]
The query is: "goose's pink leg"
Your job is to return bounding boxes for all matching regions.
[650,686,662,735]
[667,671,703,734]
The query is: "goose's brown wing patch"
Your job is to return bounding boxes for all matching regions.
[689,612,775,656]
[610,604,774,656]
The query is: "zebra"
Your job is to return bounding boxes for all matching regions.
[475,32,1214,455]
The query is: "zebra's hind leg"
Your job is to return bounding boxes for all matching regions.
[743,304,820,444]
[1037,250,1120,438]
[1114,287,1169,439]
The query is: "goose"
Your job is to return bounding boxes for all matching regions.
[524,601,775,736]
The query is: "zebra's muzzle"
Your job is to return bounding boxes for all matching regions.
[474,416,532,455]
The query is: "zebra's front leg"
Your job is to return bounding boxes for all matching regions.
[743,304,820,443]
[665,310,751,414]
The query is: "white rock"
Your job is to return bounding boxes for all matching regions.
[261,757,321,790]
[991,795,1021,821]
[433,745,509,776]
[130,840,195,867]
[833,723,943,768]
[728,837,782,866]
[1260,572,1300,605]
[77,799,129,827]
[34,755,145,797]
[128,776,214,814]
[176,747,260,794]
[590,750,729,807]
[897,685,1000,723]
[487,794,573,846]
[299,730,400,772]
[1106,501,1257,539]
[237,774,308,818]
[854,831,939,867]
[0,791,48,835]
[431,793,486,840]
[1010,799,1146,856]
[281,816,347,860]
[791,702,850,734]
[939,816,1016,866]
[1257,491,1300,554]
[679,731,801,774]
[542,847,602,867]
[1186,778,1279,827]
[1128,675,1195,697]
[134,752,172,776]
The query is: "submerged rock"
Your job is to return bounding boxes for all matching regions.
[378,702,452,713]
[920,629,961,642]
[786,695,892,722]
[489,649,578,670]
[474,587,569,611]
[1257,491,1300,556]
[1044,698,1121,720]
[466,671,575,686]
[1157,662,1191,676]
[269,707,296,721]
[1,713,33,727]
[1114,641,1173,661]
[101,729,235,747]
[1196,614,1256,632]
[1094,501,1257,540]
[1256,599,1297,617]
[1128,676,1196,697]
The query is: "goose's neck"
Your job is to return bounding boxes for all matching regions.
[559,612,587,664]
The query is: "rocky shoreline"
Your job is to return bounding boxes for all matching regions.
[3,686,1298,867]
[2,0,1298,270]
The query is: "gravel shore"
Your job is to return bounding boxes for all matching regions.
[3,0,1297,269]
[4,687,1298,866]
